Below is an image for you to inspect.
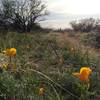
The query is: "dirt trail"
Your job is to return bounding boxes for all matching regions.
[60,32,80,47]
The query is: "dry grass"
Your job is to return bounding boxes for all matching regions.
[48,32,100,58]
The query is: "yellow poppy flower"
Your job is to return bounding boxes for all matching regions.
[39,87,45,96]
[73,67,92,82]
[5,48,16,57]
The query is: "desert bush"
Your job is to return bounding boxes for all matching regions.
[70,18,98,32]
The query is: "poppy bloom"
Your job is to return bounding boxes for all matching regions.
[5,48,16,57]
[73,67,92,82]
[39,87,45,96]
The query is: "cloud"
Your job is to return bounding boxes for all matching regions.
[40,13,100,29]
[41,0,100,29]
[45,0,100,15]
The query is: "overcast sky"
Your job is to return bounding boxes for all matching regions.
[41,0,100,29]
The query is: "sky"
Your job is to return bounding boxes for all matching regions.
[40,0,100,29]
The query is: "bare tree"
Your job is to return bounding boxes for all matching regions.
[70,18,97,32]
[0,0,47,32]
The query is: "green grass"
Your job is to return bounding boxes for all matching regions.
[0,32,100,100]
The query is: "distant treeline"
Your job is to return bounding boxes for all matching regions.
[70,18,100,32]
[70,18,100,48]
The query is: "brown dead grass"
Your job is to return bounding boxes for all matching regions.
[47,32,100,59]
